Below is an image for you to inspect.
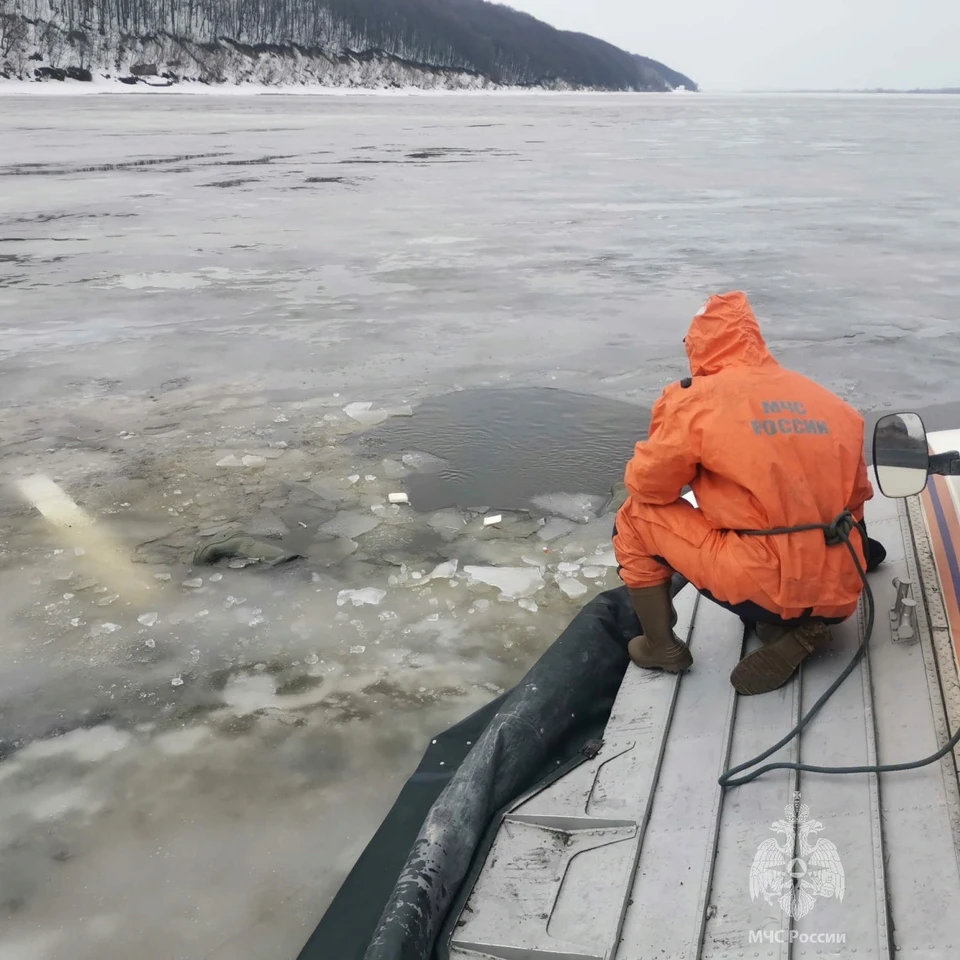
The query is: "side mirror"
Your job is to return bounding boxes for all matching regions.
[873,412,929,498]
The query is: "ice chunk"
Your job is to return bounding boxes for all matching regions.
[154,573,172,581]
[518,598,539,613]
[137,612,159,627]
[426,559,459,581]
[386,405,414,418]
[216,454,243,468]
[365,474,377,482]
[426,508,466,539]
[531,493,607,523]
[242,455,267,469]
[304,653,319,665]
[582,566,604,579]
[321,512,381,539]
[464,566,545,599]
[183,578,203,589]
[557,578,588,599]
[388,492,409,505]
[371,503,401,518]
[483,515,503,527]
[210,573,223,582]
[89,622,121,637]
[347,475,361,485]
[344,402,388,426]
[557,561,582,575]
[171,676,184,687]
[593,547,619,568]
[337,588,387,607]
[350,645,367,654]
[401,451,448,473]
[537,517,577,542]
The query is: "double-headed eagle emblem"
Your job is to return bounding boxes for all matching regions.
[750,797,845,920]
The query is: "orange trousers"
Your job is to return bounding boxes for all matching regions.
[613,498,859,622]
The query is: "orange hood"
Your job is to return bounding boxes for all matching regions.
[684,291,777,377]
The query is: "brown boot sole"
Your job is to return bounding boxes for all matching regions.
[628,635,693,673]
[731,627,827,696]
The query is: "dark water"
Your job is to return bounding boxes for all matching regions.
[360,387,650,511]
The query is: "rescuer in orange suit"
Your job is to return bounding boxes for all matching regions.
[613,291,881,695]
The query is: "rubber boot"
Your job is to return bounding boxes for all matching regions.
[731,620,830,695]
[627,584,693,673]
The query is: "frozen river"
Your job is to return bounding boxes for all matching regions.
[1,91,959,959]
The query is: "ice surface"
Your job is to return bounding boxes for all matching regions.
[320,512,381,539]
[337,587,387,607]
[463,565,545,599]
[2,93,942,960]
[531,493,607,523]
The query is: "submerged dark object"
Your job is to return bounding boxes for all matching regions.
[194,533,301,567]
[299,585,662,960]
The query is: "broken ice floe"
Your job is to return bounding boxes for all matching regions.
[401,451,448,472]
[137,612,159,627]
[557,578,588,599]
[343,402,389,427]
[536,517,577,542]
[320,512,381,539]
[388,492,409,505]
[337,588,387,607]
[531,493,607,523]
[463,566,545,600]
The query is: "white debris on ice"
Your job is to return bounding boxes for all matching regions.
[337,588,387,607]
[463,566,545,600]
[388,492,409,504]
[483,515,503,526]
[518,598,539,613]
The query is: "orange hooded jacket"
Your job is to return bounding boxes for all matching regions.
[617,291,873,620]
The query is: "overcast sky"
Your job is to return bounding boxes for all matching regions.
[505,0,958,91]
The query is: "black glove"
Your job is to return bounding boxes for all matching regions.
[867,538,886,573]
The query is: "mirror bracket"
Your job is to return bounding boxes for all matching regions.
[930,452,960,476]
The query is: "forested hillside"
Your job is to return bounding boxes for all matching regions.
[0,0,696,90]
